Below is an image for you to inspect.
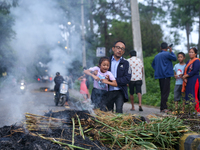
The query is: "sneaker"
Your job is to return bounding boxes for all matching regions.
[139,106,143,111]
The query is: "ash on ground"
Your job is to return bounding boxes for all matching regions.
[0,109,107,150]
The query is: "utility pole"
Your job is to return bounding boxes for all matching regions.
[81,0,86,68]
[130,0,146,94]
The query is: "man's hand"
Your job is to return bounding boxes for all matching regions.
[168,47,172,53]
[105,75,110,80]
[101,79,108,84]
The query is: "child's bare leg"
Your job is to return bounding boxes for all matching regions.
[182,100,185,111]
[87,93,90,99]
[83,94,87,100]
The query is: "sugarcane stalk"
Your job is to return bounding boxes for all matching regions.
[76,114,85,140]
[38,134,89,150]
[84,128,93,133]
[72,118,75,146]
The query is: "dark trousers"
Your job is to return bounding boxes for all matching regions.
[104,90,124,113]
[91,88,107,109]
[159,77,170,111]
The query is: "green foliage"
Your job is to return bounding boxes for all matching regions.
[143,54,156,78]
[107,20,163,57]
[107,20,133,56]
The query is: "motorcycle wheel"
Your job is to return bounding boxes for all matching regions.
[60,95,66,106]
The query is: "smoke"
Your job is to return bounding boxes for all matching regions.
[0,0,86,127]
[10,0,82,76]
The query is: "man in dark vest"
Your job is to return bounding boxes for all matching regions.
[105,40,131,113]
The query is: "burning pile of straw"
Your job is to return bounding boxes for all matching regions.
[24,109,189,149]
[0,109,190,150]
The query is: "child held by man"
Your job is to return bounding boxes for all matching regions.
[173,52,186,112]
[84,57,117,109]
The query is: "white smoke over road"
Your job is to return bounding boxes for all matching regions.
[0,0,84,127]
[10,0,82,76]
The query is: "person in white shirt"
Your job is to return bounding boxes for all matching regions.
[127,50,144,111]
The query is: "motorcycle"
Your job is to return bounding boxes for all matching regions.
[20,81,26,94]
[54,81,69,106]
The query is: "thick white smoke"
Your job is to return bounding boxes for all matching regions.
[10,0,82,76]
[0,0,84,127]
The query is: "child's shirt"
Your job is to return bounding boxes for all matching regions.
[173,63,186,85]
[89,66,116,91]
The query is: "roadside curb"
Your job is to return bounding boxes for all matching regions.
[179,133,200,150]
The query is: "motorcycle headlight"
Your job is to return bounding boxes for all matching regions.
[20,86,25,90]
[21,82,24,85]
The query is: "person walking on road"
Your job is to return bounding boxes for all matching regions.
[152,42,177,113]
[54,72,66,105]
[105,40,131,113]
[127,50,144,111]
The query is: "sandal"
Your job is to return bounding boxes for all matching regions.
[160,109,170,113]
[139,106,143,111]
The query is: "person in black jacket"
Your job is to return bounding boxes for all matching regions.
[54,72,65,105]
[105,40,131,113]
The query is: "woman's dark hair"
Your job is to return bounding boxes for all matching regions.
[98,56,110,67]
[189,47,198,57]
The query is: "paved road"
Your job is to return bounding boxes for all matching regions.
[69,89,162,116]
[0,82,65,127]
[0,83,162,127]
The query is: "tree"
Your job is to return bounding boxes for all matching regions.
[0,1,17,77]
[108,19,163,57]
[170,0,195,52]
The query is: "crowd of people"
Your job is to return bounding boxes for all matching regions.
[54,40,200,115]
[152,42,200,115]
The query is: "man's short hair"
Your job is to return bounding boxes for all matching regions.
[129,50,136,56]
[161,42,168,49]
[113,40,126,47]
[177,52,185,57]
